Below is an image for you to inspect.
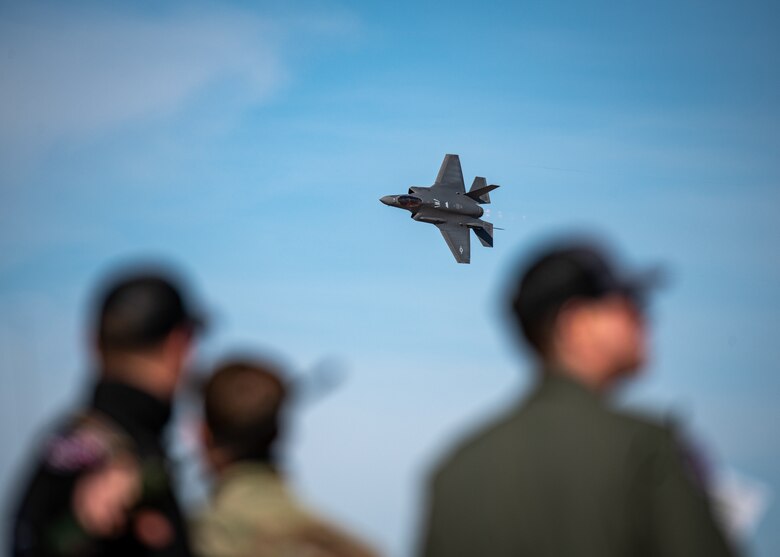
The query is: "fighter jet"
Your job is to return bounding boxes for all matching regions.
[380,154,499,264]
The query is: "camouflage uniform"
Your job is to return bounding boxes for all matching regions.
[193,462,377,557]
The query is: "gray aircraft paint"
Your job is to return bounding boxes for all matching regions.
[380,154,499,264]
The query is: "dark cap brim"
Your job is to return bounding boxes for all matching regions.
[618,264,668,302]
[183,311,209,334]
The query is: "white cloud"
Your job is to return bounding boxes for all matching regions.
[0,4,334,156]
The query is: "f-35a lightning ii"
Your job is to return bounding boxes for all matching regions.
[380,154,499,264]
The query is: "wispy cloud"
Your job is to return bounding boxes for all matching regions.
[0,4,355,160]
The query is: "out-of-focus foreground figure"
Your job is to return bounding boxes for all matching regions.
[193,358,378,557]
[10,267,206,556]
[419,239,738,556]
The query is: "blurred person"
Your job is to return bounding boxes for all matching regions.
[10,268,206,557]
[418,239,737,556]
[193,358,378,557]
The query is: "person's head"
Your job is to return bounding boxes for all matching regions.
[92,267,205,399]
[200,358,288,472]
[510,239,659,389]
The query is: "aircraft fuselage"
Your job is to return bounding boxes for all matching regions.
[380,187,484,219]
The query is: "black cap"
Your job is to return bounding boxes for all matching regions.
[511,240,661,353]
[96,269,206,351]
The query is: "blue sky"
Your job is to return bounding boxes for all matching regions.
[1,0,779,555]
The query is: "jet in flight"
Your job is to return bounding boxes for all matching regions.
[380,154,499,264]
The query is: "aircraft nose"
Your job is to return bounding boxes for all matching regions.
[380,195,396,206]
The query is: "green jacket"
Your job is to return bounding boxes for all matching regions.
[419,372,737,557]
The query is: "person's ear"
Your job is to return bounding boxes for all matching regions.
[556,300,587,341]
[200,421,214,450]
[200,424,231,471]
[170,327,193,354]
[161,327,193,370]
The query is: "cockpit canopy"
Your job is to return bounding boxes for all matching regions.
[397,195,422,209]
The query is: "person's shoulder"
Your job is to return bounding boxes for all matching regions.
[429,403,525,486]
[195,465,378,557]
[592,403,675,456]
[606,403,675,441]
[604,404,706,481]
[613,406,713,481]
[210,463,309,524]
[40,411,134,476]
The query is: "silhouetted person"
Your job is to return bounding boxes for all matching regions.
[193,358,377,557]
[419,239,737,556]
[10,268,206,557]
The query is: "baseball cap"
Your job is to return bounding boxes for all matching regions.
[511,240,663,352]
[95,268,207,350]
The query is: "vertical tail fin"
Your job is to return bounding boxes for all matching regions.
[467,177,499,204]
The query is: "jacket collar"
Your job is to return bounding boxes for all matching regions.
[533,368,605,404]
[214,461,287,498]
[90,378,172,441]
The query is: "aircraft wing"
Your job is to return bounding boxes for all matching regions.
[433,154,466,193]
[435,222,470,264]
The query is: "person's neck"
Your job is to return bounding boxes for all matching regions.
[548,351,616,393]
[100,353,175,401]
[210,451,276,477]
[91,380,173,439]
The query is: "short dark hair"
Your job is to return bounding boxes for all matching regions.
[94,269,204,352]
[203,359,288,462]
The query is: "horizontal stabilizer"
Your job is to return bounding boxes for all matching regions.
[466,178,499,204]
[464,220,494,247]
